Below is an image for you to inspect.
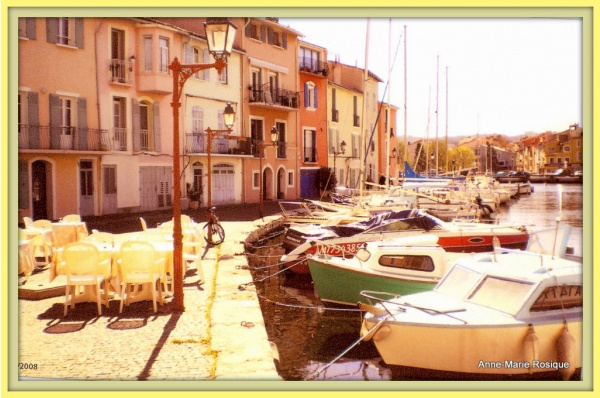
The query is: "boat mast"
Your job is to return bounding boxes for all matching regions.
[402,25,408,182]
[385,18,392,187]
[359,18,370,197]
[445,65,449,173]
[435,54,439,176]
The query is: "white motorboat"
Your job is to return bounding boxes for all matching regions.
[360,247,583,380]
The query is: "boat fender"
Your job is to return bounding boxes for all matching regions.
[522,325,539,373]
[556,321,576,380]
[373,325,391,342]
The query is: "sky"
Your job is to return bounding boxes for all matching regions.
[279,18,582,139]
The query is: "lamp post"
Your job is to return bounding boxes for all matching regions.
[169,17,236,311]
[258,126,280,220]
[332,140,347,186]
[205,102,236,208]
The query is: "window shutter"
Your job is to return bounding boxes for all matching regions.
[328,127,333,154]
[304,83,309,108]
[131,99,140,151]
[49,94,61,149]
[314,85,318,108]
[245,23,252,37]
[267,27,274,44]
[19,160,29,210]
[153,101,161,152]
[26,18,37,40]
[183,43,192,64]
[75,18,84,48]
[46,18,58,44]
[77,97,88,150]
[260,25,266,42]
[27,92,40,149]
[203,49,210,80]
[281,33,287,49]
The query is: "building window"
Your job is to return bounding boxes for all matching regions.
[251,118,264,156]
[202,48,210,80]
[139,102,152,151]
[288,171,294,187]
[159,37,169,73]
[563,145,571,152]
[276,121,286,159]
[113,97,127,151]
[57,17,75,46]
[352,133,360,158]
[328,127,340,154]
[58,97,76,149]
[250,68,262,102]
[353,96,360,127]
[304,82,317,109]
[218,65,228,84]
[331,88,338,122]
[246,23,260,40]
[143,35,152,71]
[268,27,280,46]
[252,171,260,188]
[19,18,36,39]
[304,129,317,162]
[300,47,320,71]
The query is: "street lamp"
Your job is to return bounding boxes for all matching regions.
[205,102,236,208]
[169,17,237,311]
[258,126,280,219]
[332,140,347,186]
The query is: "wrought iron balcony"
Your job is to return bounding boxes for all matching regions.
[184,133,252,156]
[18,125,110,151]
[109,58,134,84]
[299,57,329,76]
[248,83,300,109]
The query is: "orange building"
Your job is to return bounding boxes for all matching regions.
[240,18,302,203]
[297,41,329,198]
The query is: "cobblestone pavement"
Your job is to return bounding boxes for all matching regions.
[15,202,285,385]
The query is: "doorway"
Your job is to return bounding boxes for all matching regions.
[32,160,49,220]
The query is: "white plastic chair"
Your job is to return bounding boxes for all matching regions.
[62,242,109,316]
[23,217,34,228]
[118,241,164,313]
[182,240,204,284]
[28,220,53,267]
[62,214,81,223]
[86,231,115,247]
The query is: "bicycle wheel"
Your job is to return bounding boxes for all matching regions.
[203,222,225,245]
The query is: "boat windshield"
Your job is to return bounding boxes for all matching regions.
[436,265,482,298]
[467,276,534,315]
[324,209,441,237]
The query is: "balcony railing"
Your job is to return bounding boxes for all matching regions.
[18,125,110,151]
[249,83,300,109]
[299,57,329,76]
[113,127,127,151]
[184,133,252,156]
[110,58,134,84]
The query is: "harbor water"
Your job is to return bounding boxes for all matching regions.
[246,183,584,381]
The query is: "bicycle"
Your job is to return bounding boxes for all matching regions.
[203,206,225,245]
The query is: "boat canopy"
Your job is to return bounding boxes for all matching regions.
[323,209,441,237]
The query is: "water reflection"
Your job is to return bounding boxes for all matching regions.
[247,183,584,381]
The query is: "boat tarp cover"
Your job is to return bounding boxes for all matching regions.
[323,209,441,237]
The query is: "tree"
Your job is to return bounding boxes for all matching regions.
[315,166,337,193]
[449,146,476,171]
